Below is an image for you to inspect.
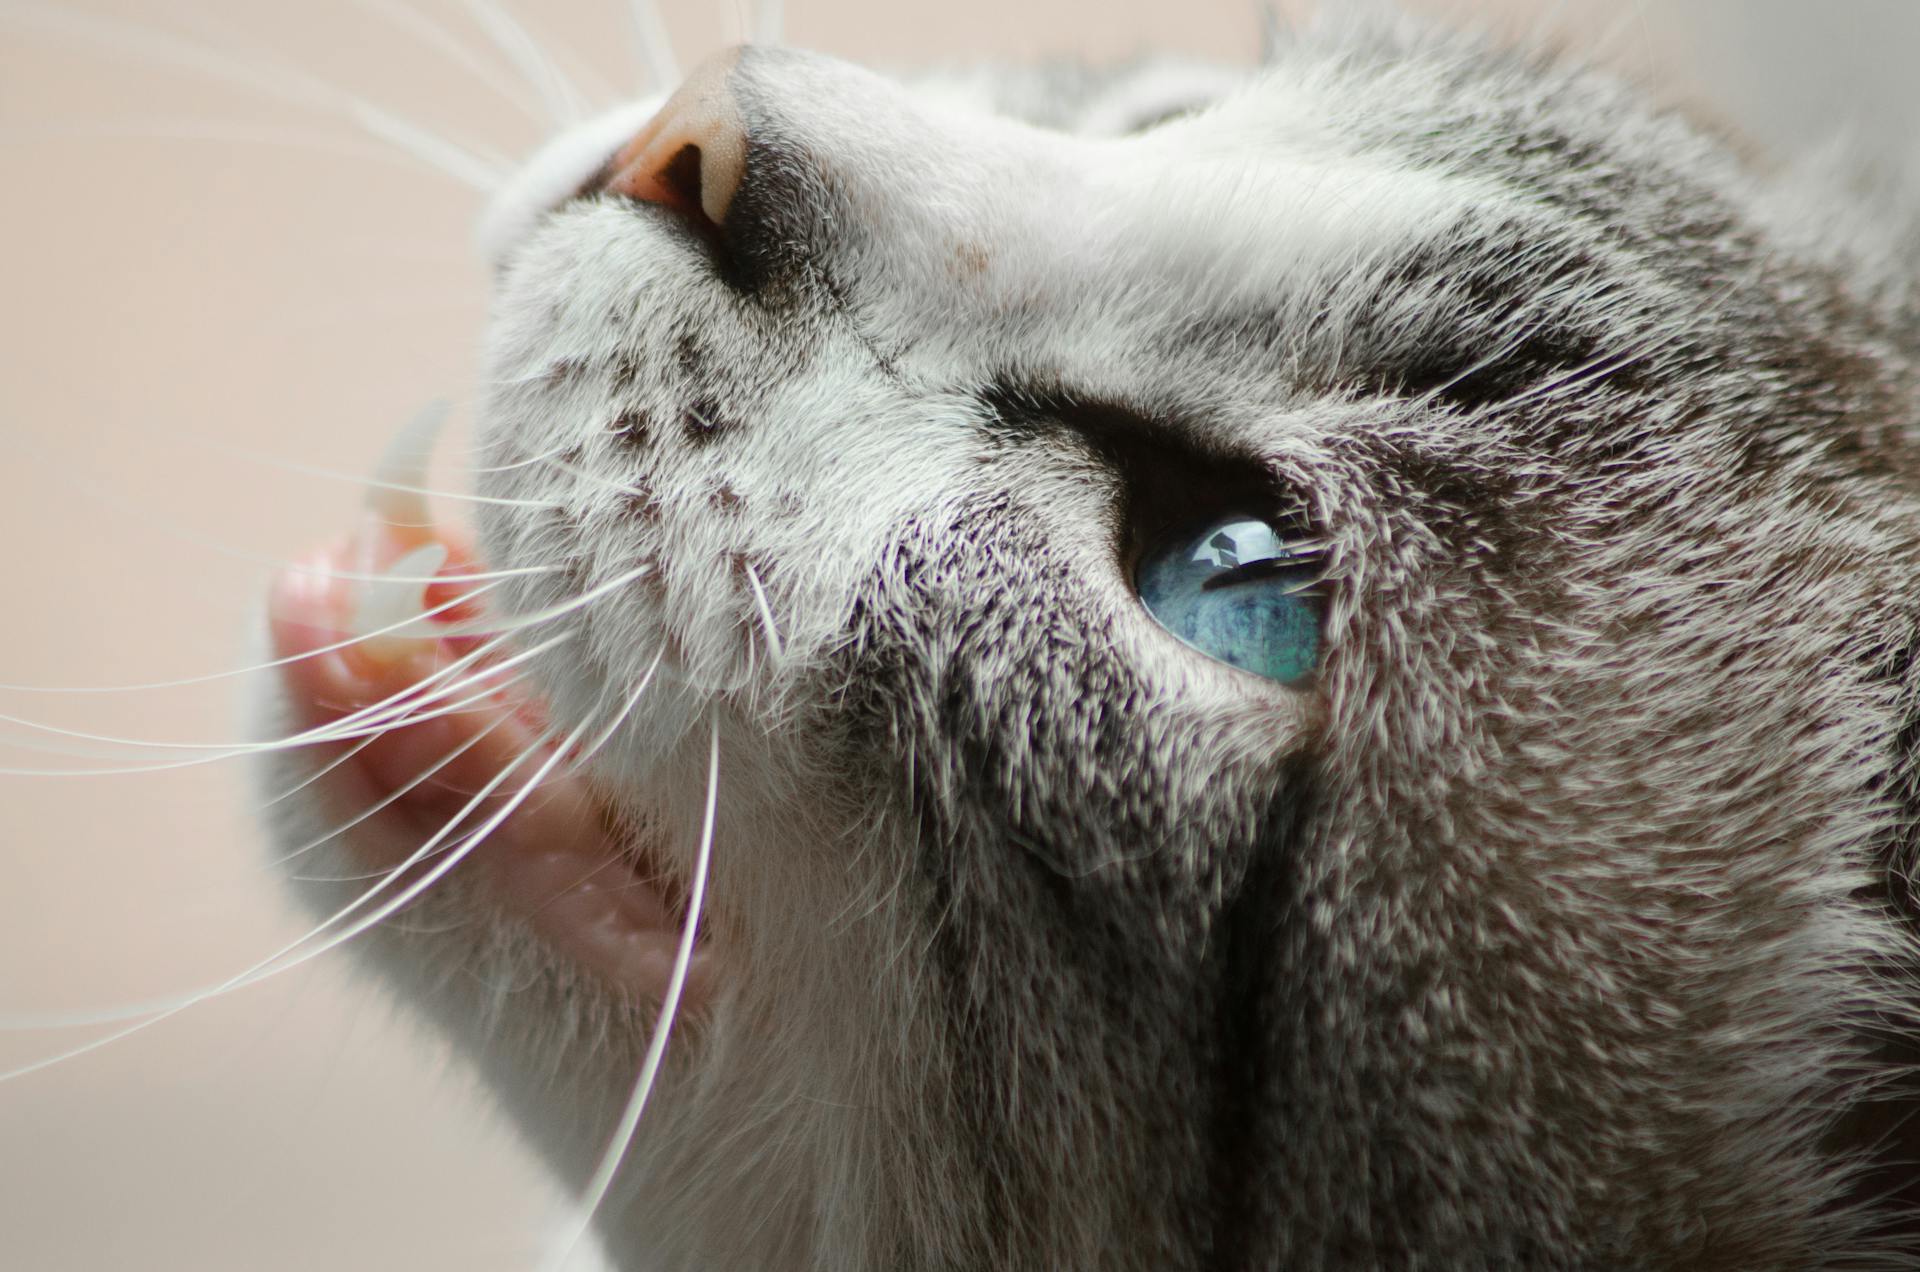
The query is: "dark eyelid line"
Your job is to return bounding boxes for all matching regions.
[976,379,1274,480]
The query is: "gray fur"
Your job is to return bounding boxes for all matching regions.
[262,12,1920,1269]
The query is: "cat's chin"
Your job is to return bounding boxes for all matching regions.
[266,520,715,1012]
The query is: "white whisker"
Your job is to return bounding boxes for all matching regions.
[0,696,612,1078]
[0,718,514,1032]
[4,410,565,582]
[296,627,554,729]
[291,563,557,585]
[261,729,387,811]
[346,0,548,122]
[249,712,608,993]
[468,438,586,476]
[0,578,504,696]
[0,989,240,1034]
[0,117,424,169]
[0,429,536,575]
[0,629,569,774]
[308,662,538,748]
[0,717,559,1078]
[567,647,666,775]
[162,7,515,190]
[458,0,589,124]
[743,563,784,662]
[0,1,511,189]
[541,451,662,501]
[273,717,511,875]
[277,630,577,750]
[0,626,548,757]
[544,712,718,1271]
[257,654,555,816]
[0,665,524,769]
[753,0,784,45]
[430,561,652,639]
[196,441,563,509]
[345,99,511,191]
[626,0,679,92]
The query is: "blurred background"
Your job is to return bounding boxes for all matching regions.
[0,2,1913,1268]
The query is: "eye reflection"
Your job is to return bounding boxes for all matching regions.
[1136,515,1322,685]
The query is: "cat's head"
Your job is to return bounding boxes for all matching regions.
[285,17,1920,1269]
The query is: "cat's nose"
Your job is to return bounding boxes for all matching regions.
[588,46,988,289]
[600,48,748,234]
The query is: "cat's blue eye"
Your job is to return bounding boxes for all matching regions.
[1136,516,1322,685]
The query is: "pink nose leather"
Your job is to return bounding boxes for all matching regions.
[605,48,748,228]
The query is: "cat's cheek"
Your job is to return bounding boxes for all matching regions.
[265,542,714,1009]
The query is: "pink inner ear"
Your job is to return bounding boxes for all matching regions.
[268,531,712,1008]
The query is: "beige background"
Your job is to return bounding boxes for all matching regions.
[0,3,1912,1268]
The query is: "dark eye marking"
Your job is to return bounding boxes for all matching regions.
[1168,230,1625,413]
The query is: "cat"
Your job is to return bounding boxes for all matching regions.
[242,5,1920,1265]
[4,1,1916,1268]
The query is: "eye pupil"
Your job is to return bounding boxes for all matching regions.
[1137,515,1323,686]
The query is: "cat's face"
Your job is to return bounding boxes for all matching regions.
[248,19,1920,1272]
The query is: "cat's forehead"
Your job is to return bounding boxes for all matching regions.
[484,45,1555,397]
[482,28,1908,561]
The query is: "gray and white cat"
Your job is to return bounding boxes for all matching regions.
[253,9,1920,1270]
